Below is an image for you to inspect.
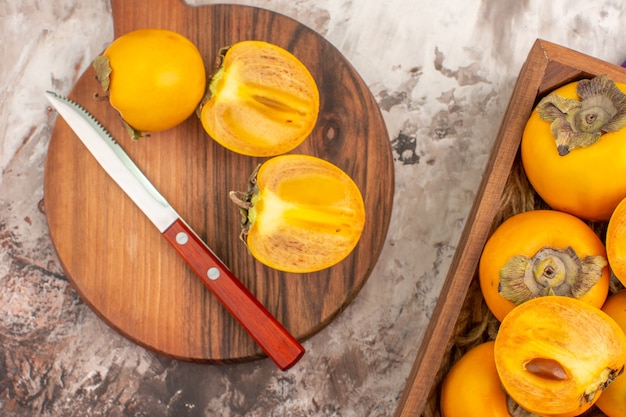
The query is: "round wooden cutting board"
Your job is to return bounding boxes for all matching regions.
[43,0,394,363]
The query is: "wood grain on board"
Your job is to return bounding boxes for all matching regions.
[44,0,394,363]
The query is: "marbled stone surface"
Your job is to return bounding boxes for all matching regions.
[2,1,626,416]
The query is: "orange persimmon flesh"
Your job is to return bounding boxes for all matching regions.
[200,40,320,157]
[494,296,626,417]
[235,154,365,273]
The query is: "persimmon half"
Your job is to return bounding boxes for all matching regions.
[494,296,626,417]
[200,40,320,157]
[230,154,365,273]
[479,209,609,322]
[440,341,511,417]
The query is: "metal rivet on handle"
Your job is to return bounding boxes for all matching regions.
[176,232,189,245]
[207,267,220,280]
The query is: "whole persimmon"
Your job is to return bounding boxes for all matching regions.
[440,341,510,417]
[94,28,207,139]
[479,209,609,322]
[230,154,365,273]
[521,74,626,221]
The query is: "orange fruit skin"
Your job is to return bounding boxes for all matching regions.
[607,197,626,286]
[103,29,206,133]
[596,290,626,417]
[479,210,609,322]
[200,40,319,157]
[521,80,626,222]
[440,341,510,417]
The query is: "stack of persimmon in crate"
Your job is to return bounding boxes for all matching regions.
[420,52,626,417]
[386,39,626,417]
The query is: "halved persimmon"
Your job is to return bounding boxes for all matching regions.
[230,154,365,273]
[200,40,320,157]
[494,296,626,417]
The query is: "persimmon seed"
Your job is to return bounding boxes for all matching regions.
[524,358,568,381]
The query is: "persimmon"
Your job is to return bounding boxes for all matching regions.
[521,75,626,221]
[440,341,510,417]
[479,210,609,322]
[200,40,320,157]
[596,290,626,416]
[94,29,206,139]
[230,154,365,273]
[494,296,626,417]
[606,196,626,286]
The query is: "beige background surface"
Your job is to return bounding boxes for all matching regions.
[2,1,626,416]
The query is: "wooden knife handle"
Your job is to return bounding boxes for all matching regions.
[162,218,305,370]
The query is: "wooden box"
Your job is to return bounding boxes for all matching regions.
[394,39,626,417]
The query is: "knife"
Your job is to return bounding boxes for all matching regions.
[45,91,304,371]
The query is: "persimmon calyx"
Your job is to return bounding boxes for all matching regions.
[506,396,540,417]
[92,54,146,140]
[499,246,607,305]
[93,55,112,93]
[197,52,226,115]
[228,164,261,244]
[584,366,624,404]
[537,74,626,156]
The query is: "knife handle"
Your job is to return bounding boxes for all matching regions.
[162,218,305,370]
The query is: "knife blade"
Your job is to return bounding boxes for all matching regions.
[45,91,304,370]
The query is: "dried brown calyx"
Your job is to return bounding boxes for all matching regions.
[537,74,626,156]
[228,164,261,245]
[93,54,112,93]
[499,246,607,305]
[92,54,144,140]
[506,396,539,417]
